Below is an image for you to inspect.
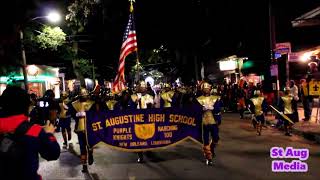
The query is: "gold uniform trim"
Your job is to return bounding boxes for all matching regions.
[160,91,175,108]
[106,100,117,110]
[72,100,94,131]
[197,95,220,125]
[250,97,264,116]
[131,94,154,109]
[281,96,293,114]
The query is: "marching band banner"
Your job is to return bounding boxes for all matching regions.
[86,107,203,152]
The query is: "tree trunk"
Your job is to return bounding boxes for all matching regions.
[72,41,86,87]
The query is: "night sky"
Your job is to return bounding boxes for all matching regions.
[0,0,319,81]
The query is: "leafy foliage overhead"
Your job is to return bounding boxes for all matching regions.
[66,0,97,33]
[74,58,98,78]
[36,26,66,50]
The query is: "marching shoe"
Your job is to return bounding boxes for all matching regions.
[206,159,213,166]
[285,132,292,136]
[68,131,72,141]
[81,165,88,173]
[257,132,261,136]
[88,152,94,165]
[137,157,144,163]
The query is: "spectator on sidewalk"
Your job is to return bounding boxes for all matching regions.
[289,80,299,123]
[279,87,294,136]
[300,79,311,121]
[0,86,60,180]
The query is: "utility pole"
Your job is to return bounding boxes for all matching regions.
[20,30,28,91]
[269,0,279,104]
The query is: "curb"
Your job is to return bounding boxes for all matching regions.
[265,118,320,144]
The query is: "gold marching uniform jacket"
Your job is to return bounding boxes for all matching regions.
[250,97,264,116]
[281,96,293,114]
[106,100,117,110]
[131,93,154,109]
[197,95,220,125]
[160,90,175,108]
[59,98,70,118]
[72,100,94,132]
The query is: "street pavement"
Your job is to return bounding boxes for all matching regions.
[39,113,320,180]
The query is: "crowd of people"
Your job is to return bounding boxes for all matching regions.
[0,77,316,178]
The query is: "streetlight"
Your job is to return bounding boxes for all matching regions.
[21,10,62,91]
[46,11,62,23]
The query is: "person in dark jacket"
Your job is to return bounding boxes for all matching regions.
[0,86,60,180]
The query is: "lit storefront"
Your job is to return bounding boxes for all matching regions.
[0,65,60,98]
[218,55,246,84]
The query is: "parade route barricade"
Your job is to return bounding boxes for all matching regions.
[265,107,320,144]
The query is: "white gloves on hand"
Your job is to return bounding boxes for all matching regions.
[76,111,86,117]
[203,105,213,111]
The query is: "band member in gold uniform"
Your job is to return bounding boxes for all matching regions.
[248,90,267,136]
[106,93,118,111]
[279,87,294,136]
[197,82,223,166]
[129,81,154,163]
[70,88,95,172]
[160,83,175,108]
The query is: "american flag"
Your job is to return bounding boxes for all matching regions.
[112,13,138,94]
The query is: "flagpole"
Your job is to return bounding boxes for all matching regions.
[130,0,141,84]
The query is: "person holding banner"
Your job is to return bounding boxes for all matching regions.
[160,83,176,108]
[196,82,223,166]
[105,93,118,111]
[248,90,267,136]
[279,87,294,136]
[70,88,95,172]
[129,81,154,163]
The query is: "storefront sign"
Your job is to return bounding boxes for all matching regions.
[219,60,237,71]
[275,42,291,55]
[288,52,302,62]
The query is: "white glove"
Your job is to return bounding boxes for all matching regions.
[206,105,214,110]
[146,98,154,105]
[63,103,69,110]
[76,111,86,117]
[203,105,213,111]
[203,106,208,111]
[136,93,142,102]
